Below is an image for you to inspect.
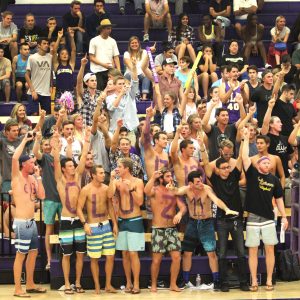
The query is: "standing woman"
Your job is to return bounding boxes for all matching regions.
[171,13,196,62]
[182,87,198,120]
[270,15,290,66]
[53,28,76,102]
[198,44,218,100]
[71,113,85,143]
[123,36,151,101]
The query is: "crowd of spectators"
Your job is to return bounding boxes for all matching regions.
[0,0,300,297]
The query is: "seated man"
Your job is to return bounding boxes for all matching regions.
[233,0,257,38]
[19,13,42,54]
[0,44,11,102]
[154,41,178,75]
[0,10,17,59]
[143,0,172,42]
[119,0,143,15]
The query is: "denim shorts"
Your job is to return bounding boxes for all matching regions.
[13,218,38,254]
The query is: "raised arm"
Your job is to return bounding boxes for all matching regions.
[110,119,123,153]
[288,120,300,146]
[197,132,212,177]
[219,82,233,103]
[153,82,164,113]
[91,93,105,134]
[236,105,256,142]
[260,97,276,135]
[76,127,91,176]
[235,93,247,120]
[52,130,63,181]
[202,97,219,133]
[68,29,76,70]
[241,127,251,171]
[32,131,43,160]
[76,55,88,105]
[170,124,181,164]
[143,106,155,153]
[53,29,64,70]
[144,170,161,196]
[34,109,46,132]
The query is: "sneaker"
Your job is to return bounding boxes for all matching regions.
[213,281,221,291]
[240,283,250,291]
[185,281,195,289]
[143,33,149,42]
[168,34,172,42]
[147,280,165,290]
[221,283,229,292]
[265,63,272,69]
[119,7,125,15]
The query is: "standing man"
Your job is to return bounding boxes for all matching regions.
[12,134,46,297]
[89,19,120,91]
[25,38,52,115]
[144,168,186,292]
[77,165,118,294]
[242,127,288,291]
[108,158,145,294]
[63,0,85,55]
[53,128,91,295]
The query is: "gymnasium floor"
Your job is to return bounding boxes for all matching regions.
[1,282,300,300]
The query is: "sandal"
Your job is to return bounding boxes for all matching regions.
[131,288,140,294]
[64,289,74,295]
[14,293,31,298]
[265,284,274,291]
[26,288,47,293]
[124,286,132,293]
[249,285,258,292]
[75,286,85,293]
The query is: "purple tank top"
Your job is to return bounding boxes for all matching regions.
[223,82,241,124]
[55,64,74,91]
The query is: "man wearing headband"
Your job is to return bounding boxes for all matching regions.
[201,136,249,292]
[11,133,46,297]
[242,128,288,292]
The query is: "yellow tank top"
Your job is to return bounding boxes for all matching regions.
[203,25,215,40]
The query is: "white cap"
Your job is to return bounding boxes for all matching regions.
[83,72,96,83]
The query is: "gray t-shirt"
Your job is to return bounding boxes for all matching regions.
[154,53,178,67]
[0,21,18,40]
[38,153,61,202]
[0,137,31,181]
[91,130,111,173]
[26,52,52,96]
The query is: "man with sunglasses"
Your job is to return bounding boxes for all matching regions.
[201,137,249,292]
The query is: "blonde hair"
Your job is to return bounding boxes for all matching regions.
[275,15,285,28]
[127,36,143,61]
[10,104,28,122]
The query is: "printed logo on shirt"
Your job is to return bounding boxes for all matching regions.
[275,141,287,154]
[37,61,50,70]
[6,144,16,156]
[258,177,274,192]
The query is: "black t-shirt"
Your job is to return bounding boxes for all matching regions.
[19,26,43,48]
[267,133,293,178]
[209,167,243,219]
[246,80,261,100]
[207,124,237,161]
[251,85,273,127]
[198,56,217,75]
[222,53,245,71]
[245,164,283,220]
[272,99,297,137]
[62,11,85,29]
[209,0,230,12]
[42,26,63,41]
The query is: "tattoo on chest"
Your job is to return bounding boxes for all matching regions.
[192,197,204,218]
[155,156,168,171]
[92,194,106,218]
[161,194,176,220]
[120,192,134,215]
[65,182,80,214]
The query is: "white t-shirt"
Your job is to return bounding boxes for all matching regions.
[163,112,174,133]
[233,0,257,20]
[60,137,82,164]
[270,26,290,41]
[145,0,168,14]
[123,49,147,76]
[89,35,120,73]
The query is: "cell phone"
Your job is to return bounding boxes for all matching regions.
[28,132,36,138]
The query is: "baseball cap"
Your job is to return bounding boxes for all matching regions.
[19,154,32,165]
[83,73,96,83]
[162,58,177,66]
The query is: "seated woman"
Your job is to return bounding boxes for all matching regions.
[241,14,271,68]
[175,56,199,97]
[269,15,290,66]
[53,28,76,106]
[198,14,223,65]
[170,13,196,62]
[124,36,151,101]
[197,44,218,100]
[10,103,32,129]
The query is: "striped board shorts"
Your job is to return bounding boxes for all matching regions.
[245,213,278,247]
[87,220,116,258]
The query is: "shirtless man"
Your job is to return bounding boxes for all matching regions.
[251,135,285,188]
[144,168,186,292]
[77,165,118,294]
[12,133,46,297]
[53,127,91,295]
[107,158,144,294]
[171,170,238,290]
[170,124,203,187]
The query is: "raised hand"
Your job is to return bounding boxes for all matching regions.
[235,93,243,104]
[58,28,64,39]
[81,54,88,66]
[150,42,156,53]
[84,126,92,141]
[117,119,123,128]
[249,105,256,114]
[146,106,155,118]
[268,97,276,109]
[242,127,250,139]
[152,170,162,179]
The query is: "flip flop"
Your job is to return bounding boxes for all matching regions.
[124,287,132,293]
[105,288,117,293]
[75,286,85,293]
[26,288,47,293]
[249,285,258,292]
[64,289,74,295]
[265,284,274,291]
[131,288,140,294]
[14,293,31,298]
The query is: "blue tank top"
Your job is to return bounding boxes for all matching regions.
[15,54,28,78]
[55,64,74,91]
[223,82,241,124]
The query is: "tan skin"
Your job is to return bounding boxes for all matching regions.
[53,127,91,292]
[12,134,46,297]
[144,171,186,292]
[77,167,118,294]
[107,162,144,293]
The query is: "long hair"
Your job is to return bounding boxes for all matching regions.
[176,13,189,41]
[127,36,143,61]
[58,47,71,65]
[10,104,28,122]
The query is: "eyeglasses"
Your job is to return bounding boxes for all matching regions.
[219,166,231,170]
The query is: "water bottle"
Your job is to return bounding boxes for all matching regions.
[196,274,201,287]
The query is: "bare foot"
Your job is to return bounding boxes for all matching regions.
[170,285,182,292]
[105,286,117,293]
[150,286,157,292]
[94,289,101,294]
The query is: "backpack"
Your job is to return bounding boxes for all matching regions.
[279,249,300,281]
